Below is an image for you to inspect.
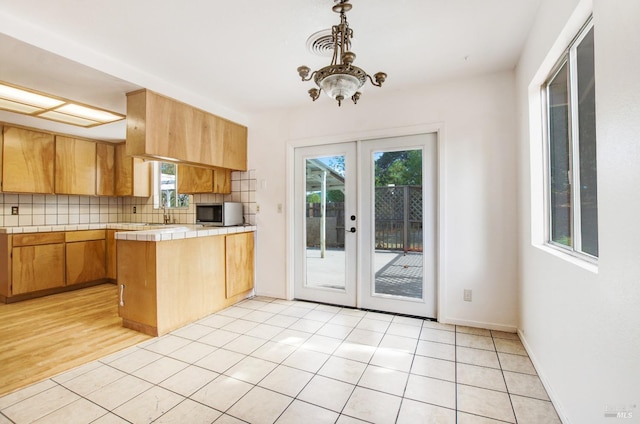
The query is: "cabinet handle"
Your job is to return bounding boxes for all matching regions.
[119,284,125,307]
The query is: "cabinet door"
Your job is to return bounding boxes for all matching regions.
[213,167,232,194]
[115,143,151,197]
[117,240,158,331]
[177,165,213,194]
[55,136,96,195]
[66,240,106,285]
[12,243,65,294]
[221,119,248,171]
[96,143,115,196]
[225,232,255,298]
[2,126,55,193]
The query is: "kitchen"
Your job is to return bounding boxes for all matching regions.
[0,1,637,423]
[0,89,257,396]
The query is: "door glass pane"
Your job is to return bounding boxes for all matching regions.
[576,27,598,257]
[547,63,572,247]
[373,149,423,299]
[305,156,346,290]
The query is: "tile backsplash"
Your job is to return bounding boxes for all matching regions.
[0,170,257,227]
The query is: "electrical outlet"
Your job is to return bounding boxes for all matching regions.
[464,289,472,302]
[256,204,260,213]
[133,206,137,214]
[11,206,19,215]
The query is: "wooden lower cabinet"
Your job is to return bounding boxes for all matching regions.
[65,230,106,285]
[12,243,66,295]
[225,232,255,298]
[66,240,106,285]
[117,232,255,336]
[0,230,108,302]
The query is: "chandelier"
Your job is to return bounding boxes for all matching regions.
[297,0,386,106]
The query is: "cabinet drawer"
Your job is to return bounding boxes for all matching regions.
[65,230,106,242]
[13,232,65,247]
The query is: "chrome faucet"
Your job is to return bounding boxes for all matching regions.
[162,202,171,224]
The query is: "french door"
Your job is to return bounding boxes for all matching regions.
[293,143,357,306]
[293,133,437,318]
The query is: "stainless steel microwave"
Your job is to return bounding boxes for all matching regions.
[196,202,244,226]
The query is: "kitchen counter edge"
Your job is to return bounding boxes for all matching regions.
[0,223,256,242]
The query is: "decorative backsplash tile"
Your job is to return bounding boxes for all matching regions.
[0,170,257,227]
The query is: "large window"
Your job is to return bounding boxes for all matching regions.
[544,19,597,259]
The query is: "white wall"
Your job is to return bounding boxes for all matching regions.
[516,0,640,422]
[248,70,520,330]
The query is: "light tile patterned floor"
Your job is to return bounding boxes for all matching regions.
[0,297,561,423]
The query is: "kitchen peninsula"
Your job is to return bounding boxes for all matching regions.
[117,224,255,336]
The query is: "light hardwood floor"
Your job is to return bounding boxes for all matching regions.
[0,284,151,397]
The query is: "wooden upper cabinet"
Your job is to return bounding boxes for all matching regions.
[177,165,231,194]
[55,136,96,195]
[213,167,231,194]
[114,143,151,197]
[220,119,248,171]
[2,126,55,193]
[96,143,116,196]
[126,89,247,170]
[178,165,212,194]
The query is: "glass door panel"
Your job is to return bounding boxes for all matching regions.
[305,155,346,290]
[373,152,424,299]
[294,143,357,307]
[359,134,437,317]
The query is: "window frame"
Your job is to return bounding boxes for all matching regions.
[542,17,597,263]
[152,161,190,209]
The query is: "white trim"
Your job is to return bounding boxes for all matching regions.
[439,318,517,334]
[519,329,570,424]
[535,243,598,274]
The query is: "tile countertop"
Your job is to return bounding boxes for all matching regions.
[0,223,256,242]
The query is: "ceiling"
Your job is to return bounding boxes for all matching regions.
[0,0,541,142]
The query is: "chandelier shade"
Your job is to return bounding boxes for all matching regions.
[296,0,386,106]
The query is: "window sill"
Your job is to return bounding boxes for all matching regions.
[535,243,599,274]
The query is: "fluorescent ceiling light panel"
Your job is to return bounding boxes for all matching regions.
[56,103,123,123]
[0,84,64,108]
[38,111,100,127]
[0,98,42,114]
[0,81,125,128]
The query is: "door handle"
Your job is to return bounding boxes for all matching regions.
[346,227,356,233]
[119,284,125,307]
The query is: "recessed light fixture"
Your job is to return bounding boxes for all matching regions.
[0,81,125,127]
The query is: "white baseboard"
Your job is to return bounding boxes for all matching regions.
[518,329,570,424]
[253,290,287,300]
[439,317,518,333]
